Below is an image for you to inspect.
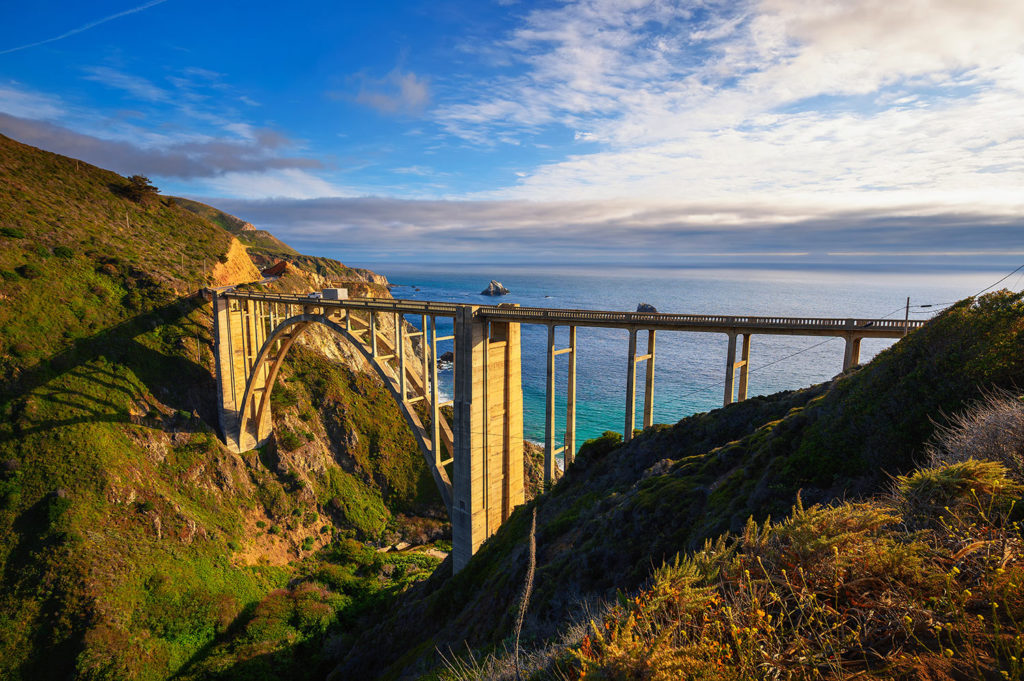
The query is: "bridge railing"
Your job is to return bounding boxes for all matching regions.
[475,304,926,332]
[222,290,460,316]
[221,290,927,333]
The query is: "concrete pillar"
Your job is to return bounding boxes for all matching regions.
[452,307,524,573]
[738,333,751,401]
[397,312,406,401]
[213,293,241,451]
[370,311,378,357]
[429,316,441,469]
[643,329,656,429]
[723,332,737,407]
[843,335,862,371]
[625,328,638,441]
[544,324,557,487]
[565,326,577,466]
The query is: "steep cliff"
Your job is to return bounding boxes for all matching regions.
[0,133,445,680]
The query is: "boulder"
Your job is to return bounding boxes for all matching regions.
[480,280,510,296]
[636,302,658,313]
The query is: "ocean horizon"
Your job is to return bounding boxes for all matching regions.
[358,262,1019,453]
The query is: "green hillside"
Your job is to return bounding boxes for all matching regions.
[171,197,299,257]
[334,291,1024,680]
[0,135,444,680]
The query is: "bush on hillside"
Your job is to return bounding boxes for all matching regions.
[460,458,1024,681]
[0,227,24,238]
[120,174,159,202]
[928,390,1024,479]
[14,263,42,279]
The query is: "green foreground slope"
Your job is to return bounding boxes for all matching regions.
[0,135,444,680]
[335,291,1024,680]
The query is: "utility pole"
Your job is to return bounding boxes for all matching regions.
[904,296,910,336]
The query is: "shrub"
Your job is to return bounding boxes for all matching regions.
[276,426,304,451]
[53,245,74,258]
[15,263,42,279]
[895,459,1021,528]
[46,491,72,524]
[928,390,1024,480]
[137,500,155,513]
[0,227,24,238]
[122,174,159,202]
[301,536,315,551]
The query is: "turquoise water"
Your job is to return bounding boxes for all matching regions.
[372,263,1018,450]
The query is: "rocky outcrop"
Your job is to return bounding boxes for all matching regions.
[210,237,261,287]
[480,280,510,296]
[636,302,658,313]
[260,260,289,278]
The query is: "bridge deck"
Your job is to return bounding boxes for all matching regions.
[223,290,924,338]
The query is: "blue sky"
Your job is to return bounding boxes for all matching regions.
[1,0,1023,266]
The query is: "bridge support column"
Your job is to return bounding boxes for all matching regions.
[452,306,524,573]
[213,293,273,452]
[724,332,737,406]
[643,330,656,429]
[625,329,638,442]
[723,332,752,406]
[544,325,557,485]
[565,326,577,466]
[843,335,862,371]
[738,333,751,402]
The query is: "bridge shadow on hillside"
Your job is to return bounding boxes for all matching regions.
[0,294,220,442]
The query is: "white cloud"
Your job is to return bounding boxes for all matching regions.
[0,83,63,120]
[193,169,350,200]
[84,66,171,102]
[355,69,431,115]
[435,0,1024,219]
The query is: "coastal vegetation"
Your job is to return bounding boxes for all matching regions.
[334,290,1024,680]
[0,134,445,680]
[2,132,1024,680]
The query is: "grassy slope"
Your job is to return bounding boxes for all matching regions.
[0,135,443,680]
[334,291,1024,680]
[171,196,298,257]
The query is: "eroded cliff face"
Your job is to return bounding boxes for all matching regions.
[210,237,261,287]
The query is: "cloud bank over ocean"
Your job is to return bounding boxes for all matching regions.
[1,0,1021,263]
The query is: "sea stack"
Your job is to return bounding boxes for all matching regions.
[636,302,658,313]
[481,280,510,296]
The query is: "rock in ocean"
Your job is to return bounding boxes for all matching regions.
[480,280,510,296]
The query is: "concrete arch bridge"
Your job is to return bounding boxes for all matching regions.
[212,291,923,572]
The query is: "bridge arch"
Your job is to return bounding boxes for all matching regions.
[230,310,454,512]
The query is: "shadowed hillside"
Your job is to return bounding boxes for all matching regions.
[0,134,448,680]
[334,290,1024,680]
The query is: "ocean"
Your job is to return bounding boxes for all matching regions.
[366,263,1019,451]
